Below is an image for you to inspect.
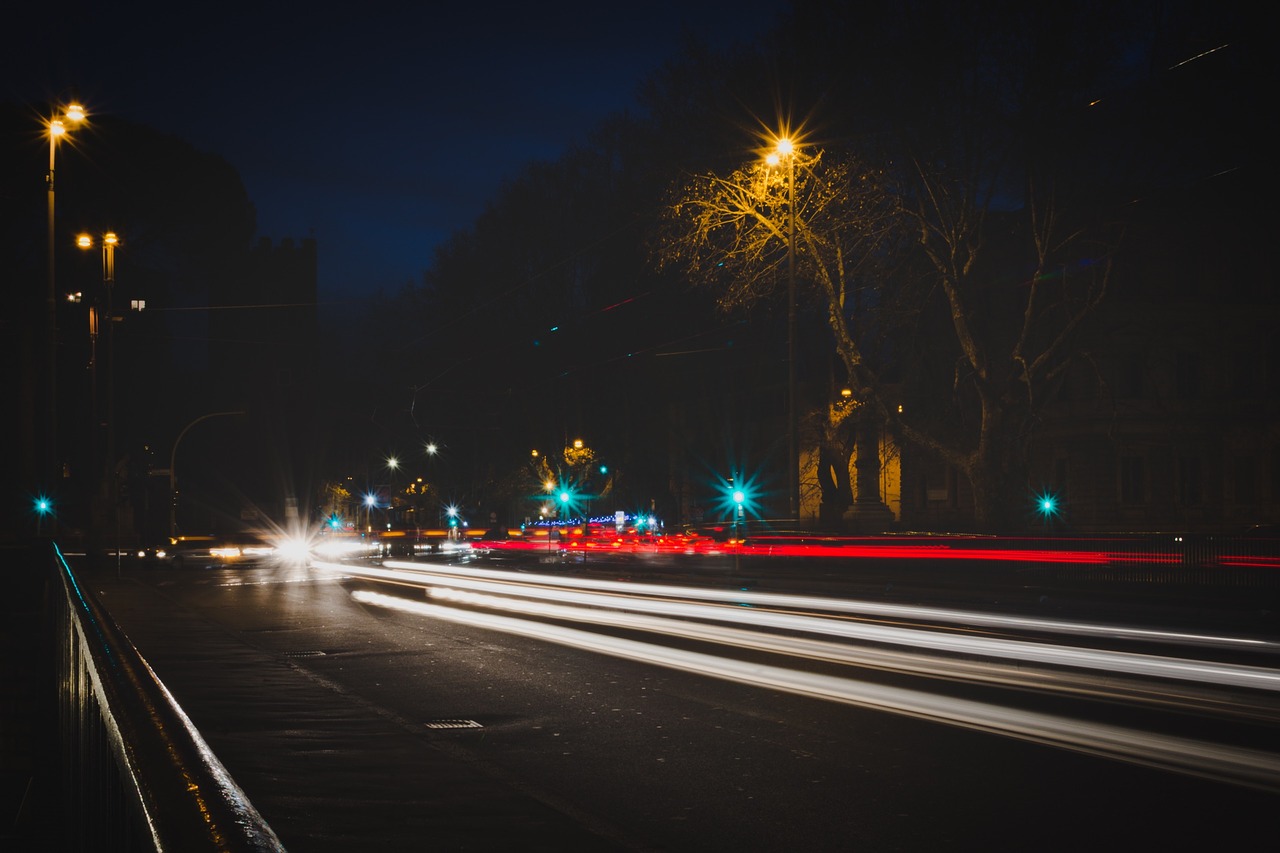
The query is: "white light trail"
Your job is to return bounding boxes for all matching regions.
[350,589,1280,793]
[314,560,1280,693]
[424,585,1280,722]
[368,558,1276,653]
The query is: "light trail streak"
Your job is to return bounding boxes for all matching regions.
[426,585,1279,722]
[349,589,1280,793]
[370,558,1277,653]
[314,560,1280,692]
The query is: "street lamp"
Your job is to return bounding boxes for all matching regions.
[45,101,86,494]
[76,232,120,516]
[767,136,799,522]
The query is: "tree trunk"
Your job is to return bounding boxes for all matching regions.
[965,416,1031,533]
[818,435,853,526]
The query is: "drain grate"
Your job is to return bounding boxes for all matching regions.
[282,650,328,658]
[424,719,484,729]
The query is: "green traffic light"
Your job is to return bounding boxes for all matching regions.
[1035,490,1060,520]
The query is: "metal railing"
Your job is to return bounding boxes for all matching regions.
[48,541,285,852]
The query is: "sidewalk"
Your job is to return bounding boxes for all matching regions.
[12,551,633,853]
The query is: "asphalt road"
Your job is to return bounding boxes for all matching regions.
[75,553,1279,851]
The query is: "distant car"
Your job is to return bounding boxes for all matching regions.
[151,534,280,569]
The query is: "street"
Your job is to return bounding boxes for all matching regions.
[77,552,1279,851]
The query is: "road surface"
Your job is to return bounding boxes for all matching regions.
[76,552,1279,851]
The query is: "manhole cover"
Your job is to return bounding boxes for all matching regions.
[424,719,484,729]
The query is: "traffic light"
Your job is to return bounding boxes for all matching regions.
[1034,490,1062,524]
[33,495,53,534]
[712,470,762,525]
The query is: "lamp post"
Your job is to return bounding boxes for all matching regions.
[767,136,799,522]
[76,231,120,518]
[45,102,86,494]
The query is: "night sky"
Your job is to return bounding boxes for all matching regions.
[8,1,789,303]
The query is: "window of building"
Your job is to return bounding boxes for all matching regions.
[1230,351,1259,399]
[1268,342,1280,399]
[1177,456,1202,506]
[1118,357,1144,399]
[1175,351,1200,400]
[1120,455,1146,505]
[1053,458,1068,494]
[1272,452,1280,502]
[1234,457,1256,505]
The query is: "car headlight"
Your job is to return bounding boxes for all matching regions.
[275,537,312,562]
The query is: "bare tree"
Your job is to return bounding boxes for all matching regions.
[651,145,902,521]
[896,162,1119,529]
[652,138,1119,530]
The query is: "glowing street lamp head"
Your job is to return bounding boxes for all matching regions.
[386,455,399,471]
[363,493,377,508]
[77,232,119,251]
[775,137,794,157]
[49,104,86,140]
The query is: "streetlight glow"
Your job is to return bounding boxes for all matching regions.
[765,130,801,520]
[44,100,88,497]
